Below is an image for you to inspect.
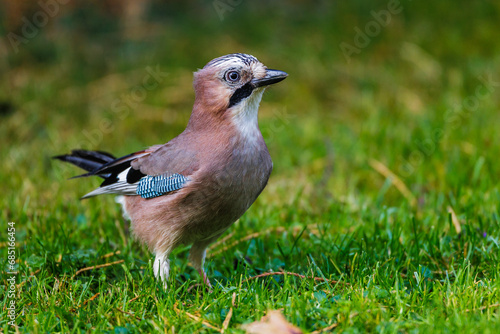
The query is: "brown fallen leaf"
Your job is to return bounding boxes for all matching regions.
[243,310,303,334]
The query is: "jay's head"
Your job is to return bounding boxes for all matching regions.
[192,53,287,121]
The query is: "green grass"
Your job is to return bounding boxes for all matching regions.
[1,1,500,332]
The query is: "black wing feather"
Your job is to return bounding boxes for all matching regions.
[53,150,116,175]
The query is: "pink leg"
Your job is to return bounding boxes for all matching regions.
[197,268,212,288]
[189,243,212,287]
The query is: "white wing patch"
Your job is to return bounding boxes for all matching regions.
[82,168,138,198]
[81,168,188,199]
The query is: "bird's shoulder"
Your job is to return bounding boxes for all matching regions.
[131,135,200,177]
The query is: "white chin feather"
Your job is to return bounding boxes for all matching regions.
[230,88,265,141]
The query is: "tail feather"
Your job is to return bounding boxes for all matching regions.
[53,149,116,178]
[54,149,151,199]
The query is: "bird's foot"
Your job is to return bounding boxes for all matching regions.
[198,269,213,289]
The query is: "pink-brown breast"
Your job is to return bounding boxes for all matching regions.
[123,122,272,253]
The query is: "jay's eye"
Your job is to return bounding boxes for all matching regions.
[225,71,240,83]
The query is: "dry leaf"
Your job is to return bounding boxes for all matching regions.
[243,310,303,334]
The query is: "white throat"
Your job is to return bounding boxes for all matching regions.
[230,88,265,142]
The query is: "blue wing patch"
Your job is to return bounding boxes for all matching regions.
[136,173,188,199]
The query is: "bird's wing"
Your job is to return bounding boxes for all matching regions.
[82,142,199,199]
[130,142,199,176]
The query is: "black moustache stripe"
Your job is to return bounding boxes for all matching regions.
[228,82,254,108]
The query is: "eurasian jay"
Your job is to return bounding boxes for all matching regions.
[55,53,288,287]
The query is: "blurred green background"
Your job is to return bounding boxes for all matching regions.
[1,0,500,332]
[2,0,499,210]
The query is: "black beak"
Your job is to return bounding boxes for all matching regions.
[251,69,288,88]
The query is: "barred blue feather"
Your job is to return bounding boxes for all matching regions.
[136,174,188,199]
